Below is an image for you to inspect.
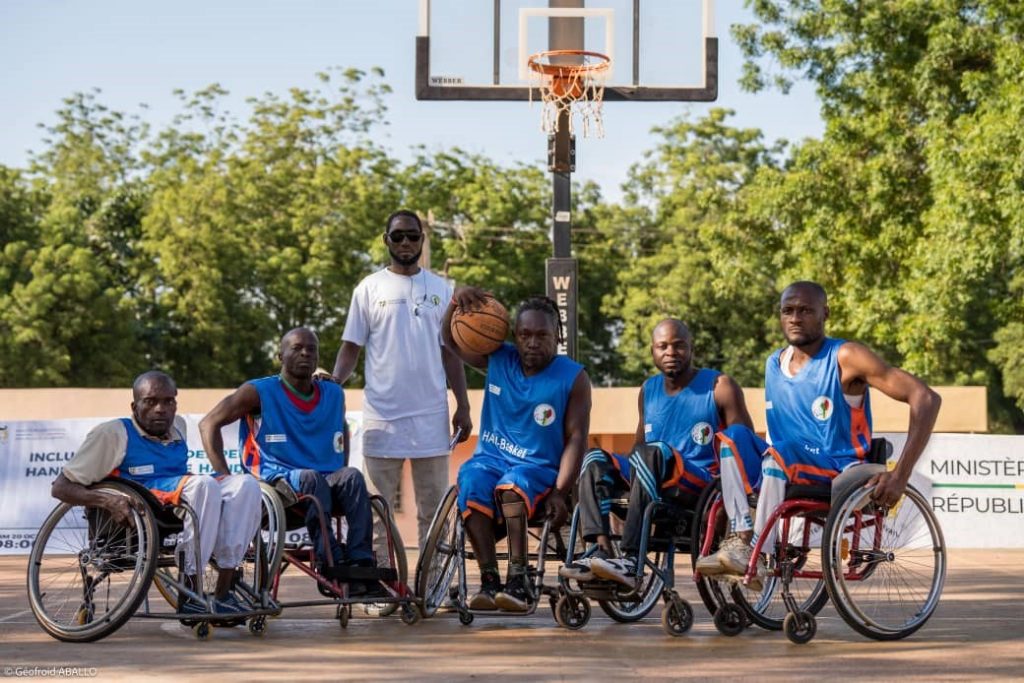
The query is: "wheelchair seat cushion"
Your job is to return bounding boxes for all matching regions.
[831,463,886,504]
[784,484,832,501]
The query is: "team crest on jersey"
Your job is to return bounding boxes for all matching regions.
[533,404,556,427]
[691,422,713,446]
[811,396,833,421]
[333,431,345,453]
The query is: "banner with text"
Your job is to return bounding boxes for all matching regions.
[0,413,363,554]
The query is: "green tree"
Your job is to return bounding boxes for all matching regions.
[604,109,784,386]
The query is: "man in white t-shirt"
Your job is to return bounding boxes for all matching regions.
[331,210,472,548]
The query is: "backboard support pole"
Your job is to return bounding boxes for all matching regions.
[546,0,583,360]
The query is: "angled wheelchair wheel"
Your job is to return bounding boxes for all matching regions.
[257,481,287,584]
[597,544,666,623]
[27,481,159,642]
[823,482,946,641]
[365,495,408,617]
[415,486,461,618]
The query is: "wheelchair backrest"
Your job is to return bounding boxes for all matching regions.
[868,438,893,466]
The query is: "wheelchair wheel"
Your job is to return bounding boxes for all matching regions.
[415,486,460,618]
[365,495,408,617]
[258,480,287,585]
[27,481,159,642]
[823,482,946,641]
[597,545,666,623]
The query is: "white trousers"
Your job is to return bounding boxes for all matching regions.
[177,474,261,575]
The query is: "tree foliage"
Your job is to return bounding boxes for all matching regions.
[2,3,1024,431]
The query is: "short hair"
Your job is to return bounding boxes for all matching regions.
[652,318,691,342]
[280,326,319,353]
[132,370,176,400]
[782,280,827,305]
[515,296,564,345]
[385,210,423,233]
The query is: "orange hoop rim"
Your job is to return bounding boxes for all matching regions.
[526,49,611,78]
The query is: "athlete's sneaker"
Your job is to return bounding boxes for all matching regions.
[590,556,639,588]
[558,547,610,582]
[211,593,249,627]
[468,572,501,611]
[495,572,533,613]
[707,535,767,592]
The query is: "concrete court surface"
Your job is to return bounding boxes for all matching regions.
[1,549,1022,682]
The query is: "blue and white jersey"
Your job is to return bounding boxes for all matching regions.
[642,368,721,471]
[765,337,871,461]
[240,376,347,481]
[474,343,583,471]
[113,418,189,504]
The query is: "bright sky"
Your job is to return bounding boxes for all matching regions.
[0,0,823,201]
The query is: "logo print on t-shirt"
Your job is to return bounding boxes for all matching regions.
[691,422,713,446]
[811,396,833,421]
[333,431,345,453]
[533,404,556,427]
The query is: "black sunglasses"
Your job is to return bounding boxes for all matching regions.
[385,231,423,243]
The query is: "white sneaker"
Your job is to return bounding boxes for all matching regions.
[714,535,754,576]
[590,556,639,588]
[559,558,596,581]
[558,548,610,581]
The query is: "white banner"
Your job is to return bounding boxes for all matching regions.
[880,433,1024,549]
[0,413,363,555]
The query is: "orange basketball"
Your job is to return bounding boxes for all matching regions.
[451,297,509,355]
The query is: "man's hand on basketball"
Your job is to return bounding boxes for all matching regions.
[451,285,490,312]
[546,490,569,528]
[867,469,908,508]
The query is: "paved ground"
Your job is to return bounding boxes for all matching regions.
[1,549,1022,681]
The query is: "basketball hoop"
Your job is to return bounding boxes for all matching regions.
[527,49,610,138]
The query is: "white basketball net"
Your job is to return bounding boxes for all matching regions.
[527,51,610,138]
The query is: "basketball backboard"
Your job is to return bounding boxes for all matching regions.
[416,0,717,102]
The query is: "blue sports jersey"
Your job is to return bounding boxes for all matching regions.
[642,368,721,471]
[113,418,189,503]
[474,343,583,471]
[765,337,872,461]
[239,376,347,481]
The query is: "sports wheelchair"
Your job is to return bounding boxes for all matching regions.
[414,484,571,624]
[256,478,420,629]
[556,480,732,635]
[695,438,947,644]
[27,477,279,642]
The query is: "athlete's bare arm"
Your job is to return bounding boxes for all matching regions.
[634,387,646,446]
[837,342,941,506]
[199,383,262,477]
[713,373,755,430]
[548,370,593,527]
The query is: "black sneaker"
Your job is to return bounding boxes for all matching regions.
[495,572,533,613]
[468,572,501,610]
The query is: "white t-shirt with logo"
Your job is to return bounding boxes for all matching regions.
[342,267,454,455]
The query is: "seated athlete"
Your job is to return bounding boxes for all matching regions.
[696,281,941,590]
[200,327,378,591]
[558,319,756,587]
[52,371,261,616]
[443,290,592,612]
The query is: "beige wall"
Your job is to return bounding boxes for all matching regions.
[0,385,987,432]
[0,385,988,547]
